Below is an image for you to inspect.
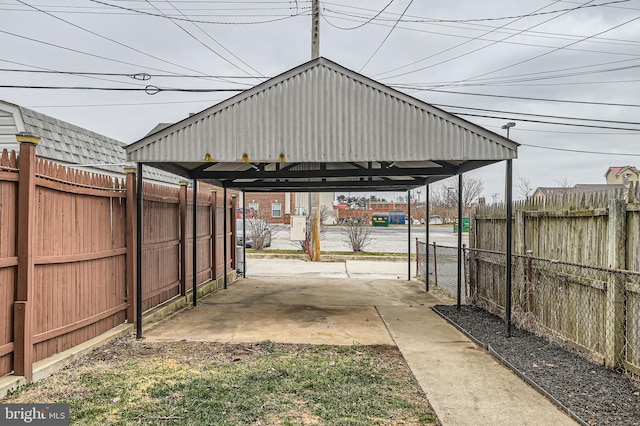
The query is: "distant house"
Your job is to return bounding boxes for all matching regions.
[605,166,639,186]
[0,100,180,185]
[533,184,626,199]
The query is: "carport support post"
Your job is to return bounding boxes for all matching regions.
[136,162,143,339]
[192,179,198,307]
[425,185,430,292]
[211,189,217,282]
[457,174,463,309]
[242,191,247,277]
[505,159,513,337]
[178,181,188,297]
[407,190,411,281]
[223,186,228,289]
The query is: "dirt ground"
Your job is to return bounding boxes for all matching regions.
[5,336,438,425]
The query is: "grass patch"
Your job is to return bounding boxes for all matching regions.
[4,337,437,425]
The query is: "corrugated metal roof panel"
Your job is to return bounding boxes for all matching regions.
[128,57,517,165]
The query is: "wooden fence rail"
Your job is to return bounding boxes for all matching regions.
[0,140,234,381]
[470,186,640,375]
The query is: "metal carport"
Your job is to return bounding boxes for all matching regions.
[126,57,519,337]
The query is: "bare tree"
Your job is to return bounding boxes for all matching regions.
[556,177,572,188]
[240,210,278,251]
[439,177,485,208]
[516,177,534,200]
[341,220,373,252]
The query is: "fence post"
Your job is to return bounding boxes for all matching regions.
[178,182,188,296]
[124,168,138,324]
[605,198,626,368]
[14,133,39,382]
[415,237,419,280]
[463,244,468,299]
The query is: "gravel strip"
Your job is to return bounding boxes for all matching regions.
[433,304,640,426]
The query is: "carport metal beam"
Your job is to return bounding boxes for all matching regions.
[425,185,430,292]
[136,162,143,339]
[457,174,463,309]
[192,178,198,307]
[223,185,228,289]
[407,190,411,281]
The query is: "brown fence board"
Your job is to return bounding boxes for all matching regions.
[1,148,231,381]
[0,166,17,377]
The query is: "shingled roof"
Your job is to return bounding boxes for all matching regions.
[0,100,180,184]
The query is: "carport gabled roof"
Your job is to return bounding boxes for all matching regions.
[126,57,517,192]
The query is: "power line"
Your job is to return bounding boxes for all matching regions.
[519,142,640,156]
[88,0,308,24]
[13,0,232,85]
[374,0,578,80]
[392,61,640,88]
[398,87,640,108]
[323,1,640,48]
[440,14,640,88]
[321,0,396,30]
[144,0,264,77]
[359,0,414,72]
[0,84,243,94]
[435,104,640,126]
[324,0,629,24]
[451,112,640,131]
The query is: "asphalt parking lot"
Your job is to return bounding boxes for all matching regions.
[269,224,468,252]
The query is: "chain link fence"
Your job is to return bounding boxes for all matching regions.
[467,248,640,377]
[416,241,466,298]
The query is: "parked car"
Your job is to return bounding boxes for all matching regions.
[236,207,256,219]
[236,218,272,248]
[428,215,444,225]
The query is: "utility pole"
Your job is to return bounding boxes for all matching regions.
[312,0,320,59]
[310,0,321,261]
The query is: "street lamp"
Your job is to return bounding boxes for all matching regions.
[501,122,516,138]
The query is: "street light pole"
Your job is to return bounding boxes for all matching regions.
[501,121,515,338]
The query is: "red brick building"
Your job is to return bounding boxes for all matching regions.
[243,192,296,224]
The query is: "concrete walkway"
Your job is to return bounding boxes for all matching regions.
[144,258,576,425]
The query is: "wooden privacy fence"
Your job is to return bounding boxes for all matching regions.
[469,186,640,376]
[1,141,236,382]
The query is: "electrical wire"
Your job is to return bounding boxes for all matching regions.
[0,84,243,94]
[378,0,568,78]
[144,0,265,77]
[88,0,308,24]
[519,142,640,156]
[324,0,629,25]
[359,0,414,72]
[397,87,640,108]
[451,112,640,131]
[0,66,265,81]
[434,104,640,126]
[321,0,396,30]
[13,0,232,85]
[438,14,640,89]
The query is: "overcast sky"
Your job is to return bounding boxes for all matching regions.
[1,0,639,201]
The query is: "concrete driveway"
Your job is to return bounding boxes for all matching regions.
[144,259,576,426]
[144,275,424,345]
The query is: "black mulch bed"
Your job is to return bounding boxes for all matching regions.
[433,304,640,426]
